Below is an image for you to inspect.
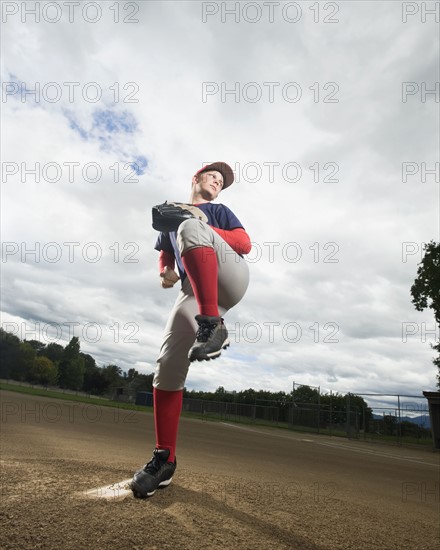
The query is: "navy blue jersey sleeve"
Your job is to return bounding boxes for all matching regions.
[154,232,174,253]
[197,203,244,230]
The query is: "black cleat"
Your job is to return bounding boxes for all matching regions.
[188,315,230,362]
[130,448,176,499]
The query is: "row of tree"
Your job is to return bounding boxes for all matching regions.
[184,384,374,426]
[1,328,433,436]
[0,329,153,395]
[0,328,372,424]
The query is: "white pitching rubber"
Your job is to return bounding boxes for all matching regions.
[82,479,133,500]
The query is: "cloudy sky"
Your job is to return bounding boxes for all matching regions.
[1,1,439,411]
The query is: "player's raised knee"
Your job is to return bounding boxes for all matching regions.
[177,217,212,251]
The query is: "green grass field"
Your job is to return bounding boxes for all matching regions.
[0,381,151,413]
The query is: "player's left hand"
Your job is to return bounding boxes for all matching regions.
[159,266,180,289]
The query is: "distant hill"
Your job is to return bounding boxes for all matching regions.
[372,413,431,428]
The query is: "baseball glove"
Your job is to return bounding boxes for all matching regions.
[152,201,208,233]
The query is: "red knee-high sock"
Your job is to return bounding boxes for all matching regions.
[153,387,183,463]
[182,247,219,317]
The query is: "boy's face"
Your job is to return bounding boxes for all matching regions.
[192,170,224,201]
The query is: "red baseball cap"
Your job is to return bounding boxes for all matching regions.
[194,161,234,189]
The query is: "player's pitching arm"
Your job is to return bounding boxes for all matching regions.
[158,250,180,289]
[210,226,252,255]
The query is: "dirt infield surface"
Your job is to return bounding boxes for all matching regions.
[1,390,439,549]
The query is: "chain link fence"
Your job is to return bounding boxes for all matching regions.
[2,379,432,445]
[136,385,431,445]
[182,397,279,425]
[286,388,431,445]
[358,393,431,445]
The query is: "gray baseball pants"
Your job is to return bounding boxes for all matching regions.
[153,218,250,391]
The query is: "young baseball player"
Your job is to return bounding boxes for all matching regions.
[130,162,251,498]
